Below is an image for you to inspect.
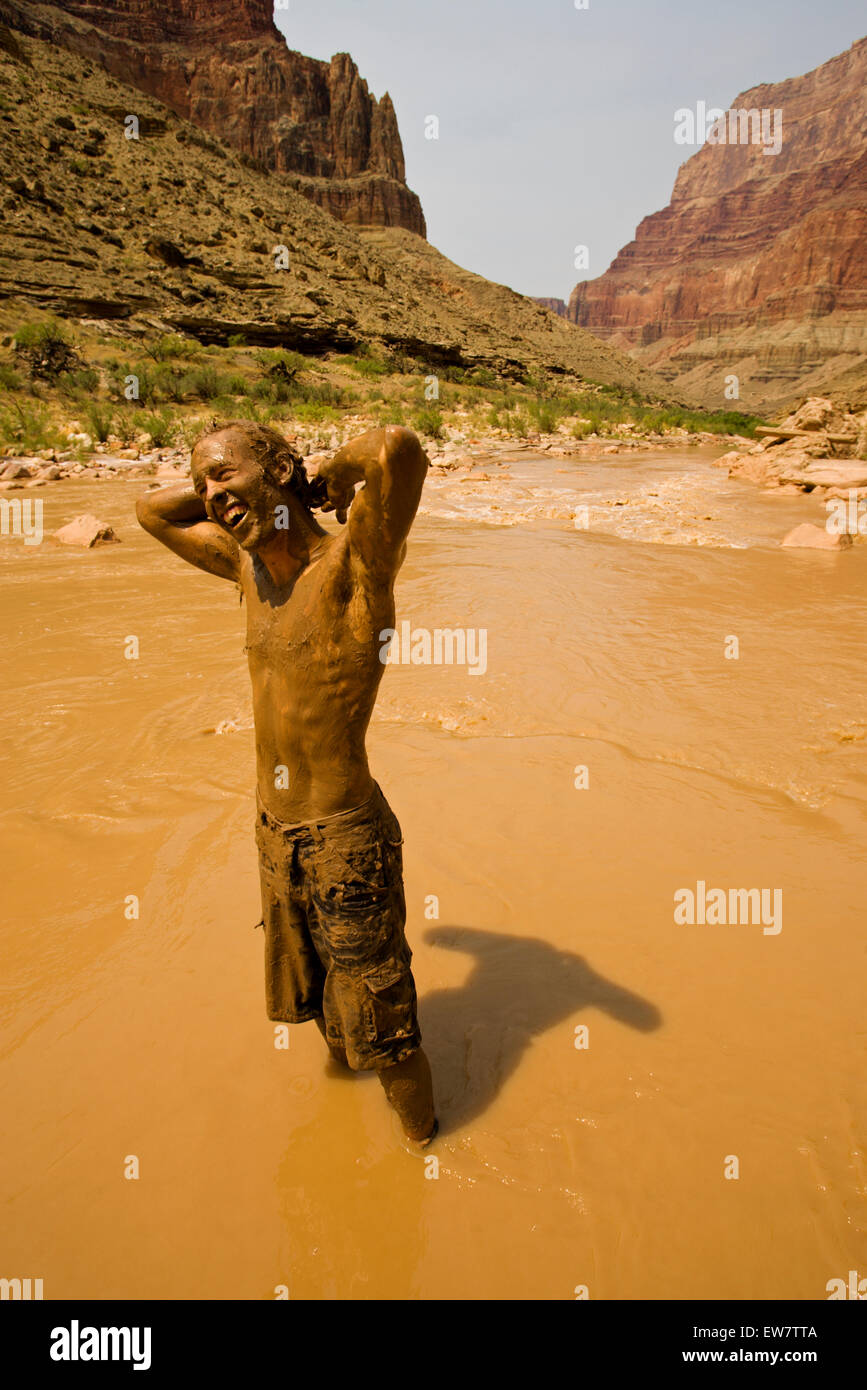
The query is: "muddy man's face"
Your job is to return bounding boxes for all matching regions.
[191,433,282,552]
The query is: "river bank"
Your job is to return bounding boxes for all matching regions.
[0,421,751,488]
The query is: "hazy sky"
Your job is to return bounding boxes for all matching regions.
[276,1,864,302]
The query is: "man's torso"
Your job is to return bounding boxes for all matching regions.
[240,532,394,821]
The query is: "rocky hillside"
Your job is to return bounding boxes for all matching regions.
[0,25,670,396]
[0,0,425,235]
[565,38,867,414]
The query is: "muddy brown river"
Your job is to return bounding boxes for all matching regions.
[1,448,865,1299]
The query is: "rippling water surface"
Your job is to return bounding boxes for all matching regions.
[1,452,864,1298]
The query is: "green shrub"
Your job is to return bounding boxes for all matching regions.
[571,415,602,439]
[150,364,187,404]
[413,406,444,439]
[14,318,81,379]
[291,400,347,426]
[469,366,497,388]
[529,399,560,433]
[85,402,114,443]
[252,377,292,404]
[113,410,139,445]
[0,363,22,390]
[180,366,227,401]
[143,334,199,362]
[59,366,100,398]
[106,362,161,406]
[334,352,391,380]
[138,408,178,447]
[0,399,60,450]
[253,348,311,378]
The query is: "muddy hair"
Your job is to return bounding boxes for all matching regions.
[196,419,326,510]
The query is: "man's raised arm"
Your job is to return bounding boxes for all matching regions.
[136,482,241,582]
[316,426,429,575]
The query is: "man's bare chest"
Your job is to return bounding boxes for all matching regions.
[242,562,391,671]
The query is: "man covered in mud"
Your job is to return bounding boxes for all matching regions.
[136,420,437,1148]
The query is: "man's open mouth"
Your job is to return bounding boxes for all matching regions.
[220,500,249,530]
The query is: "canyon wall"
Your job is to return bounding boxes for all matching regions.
[0,0,426,235]
[0,27,670,399]
[566,38,867,412]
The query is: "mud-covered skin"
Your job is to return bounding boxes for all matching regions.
[136,424,428,821]
[241,525,393,822]
[135,424,438,1142]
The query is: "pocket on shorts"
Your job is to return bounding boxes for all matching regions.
[326,839,391,900]
[325,817,401,899]
[362,962,417,1045]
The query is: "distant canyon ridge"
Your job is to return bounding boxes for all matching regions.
[541,37,867,414]
[0,0,426,235]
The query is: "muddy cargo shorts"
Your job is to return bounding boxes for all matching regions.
[254,783,422,1071]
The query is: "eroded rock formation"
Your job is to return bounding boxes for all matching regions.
[0,0,426,234]
[564,38,867,413]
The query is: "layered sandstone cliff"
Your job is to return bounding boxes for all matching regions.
[0,0,426,235]
[565,38,867,413]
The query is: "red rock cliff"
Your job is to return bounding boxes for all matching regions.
[1,0,426,234]
[565,38,867,407]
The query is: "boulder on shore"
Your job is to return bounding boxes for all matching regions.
[53,514,120,548]
[781,523,853,551]
[790,398,835,432]
[779,462,867,489]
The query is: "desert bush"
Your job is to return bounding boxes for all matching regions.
[143,334,200,362]
[137,408,178,447]
[252,377,292,404]
[85,402,114,443]
[106,362,161,406]
[0,399,60,450]
[180,366,228,401]
[14,318,82,379]
[58,366,100,398]
[333,352,391,380]
[112,410,139,445]
[412,406,444,439]
[149,365,187,404]
[0,362,22,390]
[468,366,497,388]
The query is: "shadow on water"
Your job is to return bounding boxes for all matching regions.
[420,925,663,1131]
